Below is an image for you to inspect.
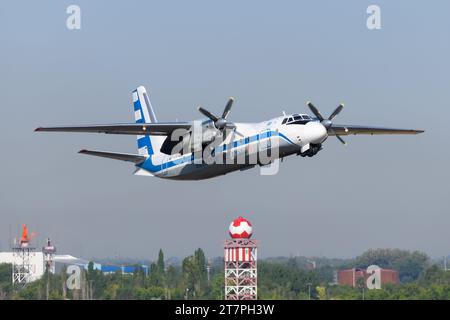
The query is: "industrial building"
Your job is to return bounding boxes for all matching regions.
[0,251,45,282]
[337,267,399,287]
[53,255,102,273]
[0,224,149,286]
[0,251,150,281]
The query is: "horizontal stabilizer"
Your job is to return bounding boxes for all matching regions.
[78,149,147,164]
[133,168,154,176]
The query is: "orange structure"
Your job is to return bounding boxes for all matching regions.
[19,224,36,248]
[20,224,29,247]
[20,224,30,244]
[13,224,37,286]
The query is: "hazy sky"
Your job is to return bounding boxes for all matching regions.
[1,1,449,260]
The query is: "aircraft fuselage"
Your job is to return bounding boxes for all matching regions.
[137,115,327,180]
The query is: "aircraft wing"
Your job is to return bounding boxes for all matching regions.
[78,149,147,164]
[329,124,424,136]
[35,122,192,136]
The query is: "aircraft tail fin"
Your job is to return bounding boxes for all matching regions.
[132,86,164,156]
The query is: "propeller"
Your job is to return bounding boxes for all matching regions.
[198,97,243,138]
[307,101,347,146]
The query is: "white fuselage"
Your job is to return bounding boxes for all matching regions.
[136,114,327,180]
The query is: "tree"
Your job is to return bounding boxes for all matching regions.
[103,283,120,300]
[420,265,450,286]
[166,265,180,289]
[148,249,167,287]
[356,277,366,300]
[157,249,165,274]
[209,272,224,300]
[182,248,208,298]
[134,286,165,300]
[353,249,429,282]
[3,248,449,301]
[194,248,207,292]
[0,264,12,299]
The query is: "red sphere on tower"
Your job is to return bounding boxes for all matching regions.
[229,216,253,239]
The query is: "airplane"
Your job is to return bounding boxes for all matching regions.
[35,86,424,180]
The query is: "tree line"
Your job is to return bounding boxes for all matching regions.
[0,248,449,300]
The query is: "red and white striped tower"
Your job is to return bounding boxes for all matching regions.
[224,216,257,300]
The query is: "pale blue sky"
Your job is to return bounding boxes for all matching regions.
[1,1,449,259]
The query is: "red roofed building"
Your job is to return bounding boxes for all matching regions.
[337,268,399,287]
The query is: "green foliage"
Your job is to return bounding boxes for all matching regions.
[258,261,320,299]
[327,285,360,300]
[353,248,429,282]
[148,249,166,287]
[157,249,165,274]
[166,265,181,289]
[103,283,120,300]
[134,286,165,300]
[182,248,208,298]
[0,249,449,300]
[209,272,224,300]
[0,264,13,299]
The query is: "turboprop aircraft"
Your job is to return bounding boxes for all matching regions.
[35,86,424,180]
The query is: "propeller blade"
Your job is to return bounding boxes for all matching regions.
[222,97,234,119]
[234,129,244,138]
[329,128,347,146]
[222,127,235,142]
[224,122,244,137]
[335,134,347,146]
[198,106,219,122]
[222,123,240,137]
[307,101,325,121]
[224,122,235,130]
[328,103,344,120]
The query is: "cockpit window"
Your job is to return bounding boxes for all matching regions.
[286,114,312,125]
[282,115,312,125]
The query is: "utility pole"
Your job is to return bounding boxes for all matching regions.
[46,270,50,300]
[43,238,56,300]
[61,268,67,300]
[355,276,365,300]
[89,280,93,300]
[206,262,211,283]
[306,283,312,300]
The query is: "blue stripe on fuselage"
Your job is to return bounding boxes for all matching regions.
[138,131,296,174]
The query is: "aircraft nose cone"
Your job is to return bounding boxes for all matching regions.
[306,122,327,144]
[215,118,227,130]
